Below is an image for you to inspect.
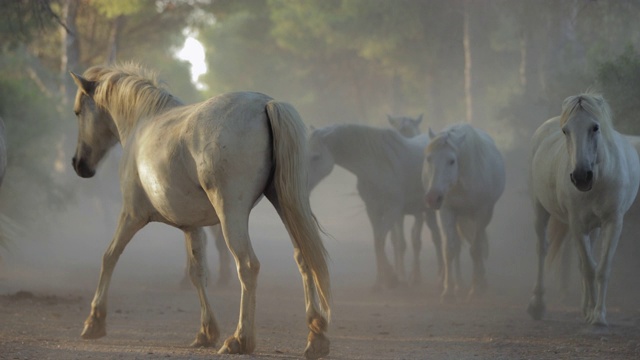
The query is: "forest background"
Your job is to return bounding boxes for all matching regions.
[2,0,640,261]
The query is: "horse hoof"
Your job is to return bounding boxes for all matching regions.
[80,318,107,339]
[304,332,330,359]
[527,299,546,321]
[190,331,218,348]
[217,335,254,355]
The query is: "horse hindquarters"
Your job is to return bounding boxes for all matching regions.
[265,101,331,359]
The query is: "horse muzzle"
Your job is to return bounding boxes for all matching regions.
[424,191,443,210]
[72,156,96,178]
[570,169,593,192]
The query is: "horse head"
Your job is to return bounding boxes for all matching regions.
[560,95,607,192]
[422,128,466,209]
[70,72,118,178]
[307,129,335,191]
[388,114,423,138]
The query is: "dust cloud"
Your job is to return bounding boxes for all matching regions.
[2,124,640,316]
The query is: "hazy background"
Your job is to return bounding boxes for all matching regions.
[1,0,640,313]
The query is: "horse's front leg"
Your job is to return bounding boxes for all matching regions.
[425,209,444,287]
[217,210,260,355]
[527,202,549,320]
[184,228,220,347]
[590,218,623,326]
[81,211,145,340]
[573,226,597,323]
[439,208,460,303]
[409,212,424,285]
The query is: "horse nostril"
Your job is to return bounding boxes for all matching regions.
[586,171,593,182]
[72,157,77,167]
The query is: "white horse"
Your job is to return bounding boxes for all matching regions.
[69,63,331,359]
[308,124,442,290]
[180,225,232,288]
[388,114,423,138]
[527,93,639,327]
[422,123,505,301]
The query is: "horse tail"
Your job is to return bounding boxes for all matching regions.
[546,216,569,264]
[265,100,332,320]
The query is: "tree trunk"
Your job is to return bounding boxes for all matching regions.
[60,0,80,106]
[462,0,473,123]
[106,15,125,64]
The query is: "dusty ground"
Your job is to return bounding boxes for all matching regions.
[2,168,640,359]
[2,252,640,360]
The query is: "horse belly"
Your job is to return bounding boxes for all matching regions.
[137,161,220,227]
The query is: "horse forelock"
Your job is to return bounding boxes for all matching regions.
[84,63,180,125]
[560,93,614,141]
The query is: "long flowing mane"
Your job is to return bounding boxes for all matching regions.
[560,92,614,142]
[81,63,182,124]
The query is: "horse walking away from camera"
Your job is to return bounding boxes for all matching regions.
[422,123,505,301]
[308,123,442,290]
[68,63,331,359]
[527,93,639,327]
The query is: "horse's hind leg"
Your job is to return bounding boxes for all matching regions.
[184,228,220,347]
[265,188,330,359]
[527,201,549,320]
[391,218,407,283]
[366,207,398,290]
[180,228,213,290]
[216,206,259,355]
[468,227,488,299]
[81,212,145,340]
[210,224,232,288]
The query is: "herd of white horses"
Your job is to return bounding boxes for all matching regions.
[57,63,639,358]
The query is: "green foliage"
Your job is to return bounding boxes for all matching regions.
[596,46,640,134]
[91,0,145,18]
[0,55,72,226]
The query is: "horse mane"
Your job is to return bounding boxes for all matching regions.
[318,124,408,169]
[82,62,182,124]
[427,123,492,179]
[560,92,614,142]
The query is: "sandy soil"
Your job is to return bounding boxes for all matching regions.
[2,253,640,360]
[2,167,640,360]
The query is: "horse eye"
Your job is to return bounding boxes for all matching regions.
[561,128,567,135]
[448,159,455,165]
[592,124,599,132]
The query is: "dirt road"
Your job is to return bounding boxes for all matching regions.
[2,261,640,360]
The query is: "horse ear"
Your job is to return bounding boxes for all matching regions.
[415,114,423,126]
[70,72,95,96]
[428,127,436,139]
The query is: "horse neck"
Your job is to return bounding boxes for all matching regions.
[325,127,408,178]
[103,91,183,147]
